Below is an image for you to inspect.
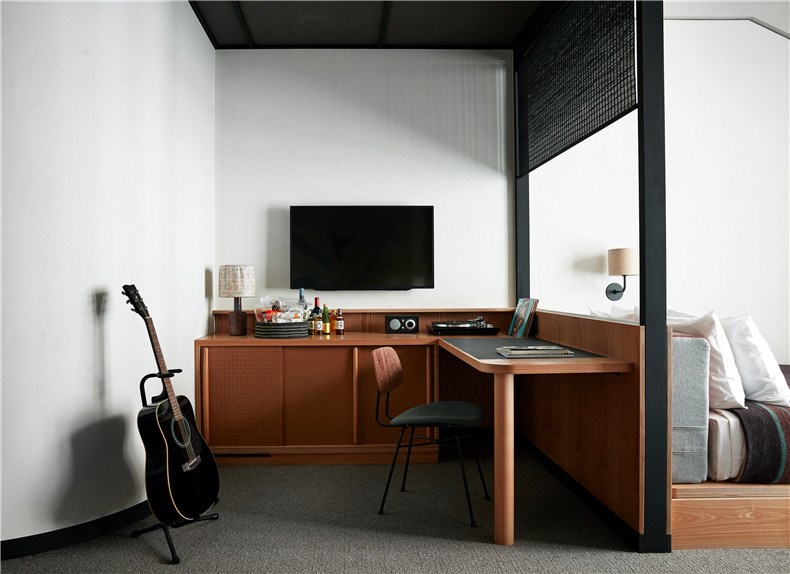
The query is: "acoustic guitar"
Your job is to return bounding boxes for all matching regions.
[123,284,219,525]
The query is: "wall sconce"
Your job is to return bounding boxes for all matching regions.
[606,248,638,301]
[219,264,256,335]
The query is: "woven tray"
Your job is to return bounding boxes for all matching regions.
[254,321,309,339]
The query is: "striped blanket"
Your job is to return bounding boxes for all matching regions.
[731,400,790,483]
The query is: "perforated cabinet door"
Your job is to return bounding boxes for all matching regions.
[206,347,284,448]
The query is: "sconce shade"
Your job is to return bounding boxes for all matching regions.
[218,265,256,298]
[607,248,639,277]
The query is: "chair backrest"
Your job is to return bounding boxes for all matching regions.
[372,346,403,395]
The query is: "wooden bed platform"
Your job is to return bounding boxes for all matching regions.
[672,482,790,549]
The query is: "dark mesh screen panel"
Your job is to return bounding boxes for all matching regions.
[520,1,636,173]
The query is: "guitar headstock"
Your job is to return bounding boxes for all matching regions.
[122,284,150,319]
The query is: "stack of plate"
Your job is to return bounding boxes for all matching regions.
[254,321,309,339]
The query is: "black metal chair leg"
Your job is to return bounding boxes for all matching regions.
[454,433,477,527]
[467,432,491,501]
[400,427,416,492]
[379,427,406,515]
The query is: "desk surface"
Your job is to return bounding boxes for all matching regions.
[438,336,634,375]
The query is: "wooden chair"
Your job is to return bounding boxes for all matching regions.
[372,346,490,526]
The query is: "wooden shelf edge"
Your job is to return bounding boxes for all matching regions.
[672,482,790,499]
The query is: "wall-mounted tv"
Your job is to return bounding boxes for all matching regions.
[290,205,434,290]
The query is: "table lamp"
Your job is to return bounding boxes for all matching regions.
[219,264,256,335]
[606,248,638,301]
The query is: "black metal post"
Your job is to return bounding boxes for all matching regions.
[636,0,670,553]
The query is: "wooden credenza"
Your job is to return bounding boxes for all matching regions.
[195,334,437,464]
[195,308,515,465]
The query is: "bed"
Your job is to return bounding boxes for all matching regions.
[670,336,790,549]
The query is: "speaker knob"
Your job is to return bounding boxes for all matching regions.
[389,318,402,331]
[404,319,416,331]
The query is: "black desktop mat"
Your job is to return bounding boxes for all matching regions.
[442,337,599,360]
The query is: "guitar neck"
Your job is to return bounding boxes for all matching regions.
[144,317,182,420]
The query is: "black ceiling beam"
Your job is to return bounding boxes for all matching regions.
[188,1,219,49]
[377,1,392,48]
[233,1,256,48]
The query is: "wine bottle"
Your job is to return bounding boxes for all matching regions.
[322,304,331,334]
[335,308,345,335]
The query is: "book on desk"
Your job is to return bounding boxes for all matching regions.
[496,345,574,358]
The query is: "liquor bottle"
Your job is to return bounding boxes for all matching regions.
[307,312,316,335]
[322,304,331,334]
[311,297,322,334]
[335,308,345,335]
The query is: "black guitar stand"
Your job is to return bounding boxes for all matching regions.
[131,370,219,565]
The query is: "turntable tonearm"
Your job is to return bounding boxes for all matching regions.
[427,316,500,335]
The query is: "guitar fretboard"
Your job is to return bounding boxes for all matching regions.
[145,317,183,421]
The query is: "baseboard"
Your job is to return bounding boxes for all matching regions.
[1,501,151,560]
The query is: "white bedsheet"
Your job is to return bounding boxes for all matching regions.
[708,409,746,481]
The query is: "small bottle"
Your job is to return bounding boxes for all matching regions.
[322,304,331,334]
[335,308,345,335]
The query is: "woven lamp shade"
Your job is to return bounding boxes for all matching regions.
[218,265,256,297]
[607,248,639,277]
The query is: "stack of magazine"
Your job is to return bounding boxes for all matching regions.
[496,345,574,358]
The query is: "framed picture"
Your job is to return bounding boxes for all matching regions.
[508,298,539,337]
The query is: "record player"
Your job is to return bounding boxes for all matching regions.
[427,316,500,336]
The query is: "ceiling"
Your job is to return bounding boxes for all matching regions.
[189,1,543,50]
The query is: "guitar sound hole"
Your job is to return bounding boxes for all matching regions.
[170,418,192,448]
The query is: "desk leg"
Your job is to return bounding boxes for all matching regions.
[494,372,514,545]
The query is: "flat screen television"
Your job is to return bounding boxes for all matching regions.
[290,205,434,290]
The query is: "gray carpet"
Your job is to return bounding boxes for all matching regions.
[3,449,788,573]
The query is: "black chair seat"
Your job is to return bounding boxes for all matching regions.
[391,401,483,427]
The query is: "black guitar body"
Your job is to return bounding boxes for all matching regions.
[137,396,220,525]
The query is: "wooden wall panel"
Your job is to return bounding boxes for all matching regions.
[213,309,514,335]
[515,311,644,533]
[206,346,283,447]
[282,347,354,445]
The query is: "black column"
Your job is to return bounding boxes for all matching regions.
[636,0,670,553]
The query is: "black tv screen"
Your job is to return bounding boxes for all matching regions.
[290,206,434,290]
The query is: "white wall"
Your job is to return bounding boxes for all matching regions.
[215,49,514,311]
[1,1,215,540]
[530,20,789,363]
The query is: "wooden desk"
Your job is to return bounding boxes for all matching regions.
[438,337,634,546]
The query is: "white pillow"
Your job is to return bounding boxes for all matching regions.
[667,308,698,323]
[721,315,790,406]
[672,311,746,409]
[589,305,638,321]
